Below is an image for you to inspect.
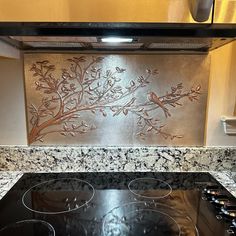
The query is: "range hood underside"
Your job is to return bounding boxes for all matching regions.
[1,23,236,52]
[4,36,234,53]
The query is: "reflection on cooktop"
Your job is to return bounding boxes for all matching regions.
[22,178,95,214]
[0,172,235,236]
[128,177,172,199]
[0,220,55,236]
[103,202,182,236]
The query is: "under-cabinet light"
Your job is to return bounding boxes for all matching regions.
[101,37,133,43]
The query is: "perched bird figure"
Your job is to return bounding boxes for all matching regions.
[148,92,171,118]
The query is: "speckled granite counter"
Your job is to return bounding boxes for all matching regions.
[210,171,236,197]
[0,171,235,201]
[0,172,23,199]
[0,146,235,172]
[0,146,235,200]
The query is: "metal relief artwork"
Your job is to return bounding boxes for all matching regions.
[24,54,210,145]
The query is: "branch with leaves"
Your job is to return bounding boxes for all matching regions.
[27,56,202,144]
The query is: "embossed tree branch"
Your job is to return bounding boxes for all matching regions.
[28,56,201,144]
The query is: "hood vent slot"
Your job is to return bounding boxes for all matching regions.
[147,38,212,50]
[23,41,85,48]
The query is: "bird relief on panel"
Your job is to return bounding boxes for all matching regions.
[24,54,210,146]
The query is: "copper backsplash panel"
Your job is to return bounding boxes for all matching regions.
[24,53,210,146]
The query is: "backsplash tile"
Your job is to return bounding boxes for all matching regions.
[0,146,235,172]
[24,54,210,145]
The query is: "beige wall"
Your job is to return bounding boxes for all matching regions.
[206,42,236,146]
[0,0,209,23]
[0,56,27,145]
[0,44,236,146]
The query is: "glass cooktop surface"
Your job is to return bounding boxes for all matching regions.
[0,172,235,236]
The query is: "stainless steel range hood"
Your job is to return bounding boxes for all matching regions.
[0,0,236,52]
[4,36,233,53]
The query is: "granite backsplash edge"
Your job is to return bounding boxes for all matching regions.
[0,146,235,172]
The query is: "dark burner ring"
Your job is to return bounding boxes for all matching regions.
[103,202,181,236]
[0,219,55,236]
[128,177,172,199]
[22,178,95,214]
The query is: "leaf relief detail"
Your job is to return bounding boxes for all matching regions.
[27,56,202,144]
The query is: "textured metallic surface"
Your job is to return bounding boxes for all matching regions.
[24,54,210,146]
[214,0,236,23]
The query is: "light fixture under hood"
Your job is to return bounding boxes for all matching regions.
[101,37,133,43]
[92,42,143,50]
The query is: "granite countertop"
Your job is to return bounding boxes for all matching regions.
[0,171,235,200]
[0,172,23,199]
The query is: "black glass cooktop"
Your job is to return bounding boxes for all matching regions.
[0,172,235,236]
